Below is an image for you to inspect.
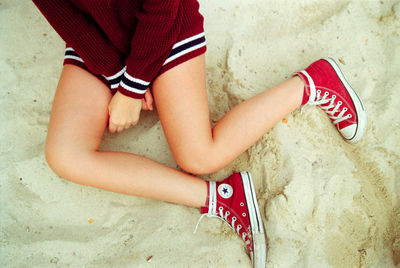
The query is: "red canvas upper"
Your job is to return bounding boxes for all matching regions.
[297,59,358,130]
[201,173,254,253]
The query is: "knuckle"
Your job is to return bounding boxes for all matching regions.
[113,120,124,126]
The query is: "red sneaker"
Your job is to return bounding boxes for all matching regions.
[195,171,267,267]
[295,58,367,143]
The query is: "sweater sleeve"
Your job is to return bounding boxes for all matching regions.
[32,0,125,77]
[116,0,182,99]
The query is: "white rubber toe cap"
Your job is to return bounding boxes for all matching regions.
[340,124,357,141]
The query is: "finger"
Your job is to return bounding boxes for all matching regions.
[109,122,117,133]
[131,117,139,126]
[147,99,153,110]
[141,99,149,110]
[145,90,154,110]
[116,125,124,133]
[131,120,138,126]
[124,123,131,130]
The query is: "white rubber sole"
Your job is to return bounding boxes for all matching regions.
[240,171,267,268]
[323,57,368,143]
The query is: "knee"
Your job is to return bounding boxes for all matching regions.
[45,142,71,179]
[45,141,87,181]
[174,149,227,175]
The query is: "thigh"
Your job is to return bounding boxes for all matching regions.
[46,64,112,157]
[152,55,212,160]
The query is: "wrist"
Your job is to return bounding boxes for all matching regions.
[117,88,146,99]
[117,71,149,99]
[114,91,142,104]
[103,66,126,89]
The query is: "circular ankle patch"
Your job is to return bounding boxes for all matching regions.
[218,184,233,199]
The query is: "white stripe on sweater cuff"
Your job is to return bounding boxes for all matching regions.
[102,66,126,89]
[64,47,84,63]
[119,72,150,94]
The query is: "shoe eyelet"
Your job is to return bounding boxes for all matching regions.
[338,101,342,105]
[240,202,244,207]
[348,114,352,118]
[232,216,237,221]
[317,90,321,94]
[324,91,329,97]
[219,207,223,212]
[343,107,348,112]
[332,95,336,99]
[226,211,230,216]
[242,213,246,217]
[237,224,242,228]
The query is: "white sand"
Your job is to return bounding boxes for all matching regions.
[1,0,399,267]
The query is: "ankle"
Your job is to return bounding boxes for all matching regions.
[294,72,310,105]
[196,180,209,209]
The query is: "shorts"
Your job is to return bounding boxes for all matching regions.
[63,5,207,95]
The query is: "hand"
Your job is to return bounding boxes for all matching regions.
[108,91,142,133]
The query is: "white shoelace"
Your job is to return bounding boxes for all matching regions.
[309,89,352,124]
[194,181,216,234]
[299,70,352,125]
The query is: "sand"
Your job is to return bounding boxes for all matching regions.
[1,0,399,267]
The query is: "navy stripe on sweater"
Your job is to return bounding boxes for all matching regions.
[164,32,206,65]
[119,72,149,94]
[64,47,84,63]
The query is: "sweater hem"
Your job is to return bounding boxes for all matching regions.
[157,45,207,78]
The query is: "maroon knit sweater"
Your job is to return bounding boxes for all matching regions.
[32,0,205,99]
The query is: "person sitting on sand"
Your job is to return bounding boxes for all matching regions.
[32,0,367,267]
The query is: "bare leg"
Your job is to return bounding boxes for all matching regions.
[46,65,207,208]
[153,55,304,174]
[47,53,303,209]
